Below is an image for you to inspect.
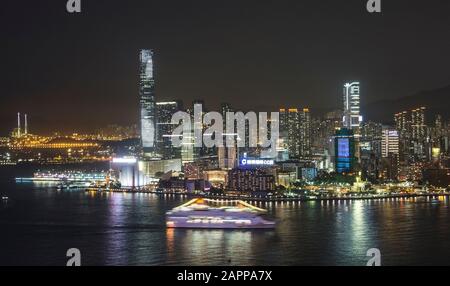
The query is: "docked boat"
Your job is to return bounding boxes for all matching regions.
[166,198,275,229]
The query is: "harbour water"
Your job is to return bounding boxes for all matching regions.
[1,166,450,266]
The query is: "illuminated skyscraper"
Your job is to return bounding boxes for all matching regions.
[381,127,399,158]
[411,107,426,141]
[343,82,362,131]
[156,101,182,159]
[299,108,311,158]
[279,108,311,159]
[334,128,356,173]
[287,108,300,158]
[140,49,156,157]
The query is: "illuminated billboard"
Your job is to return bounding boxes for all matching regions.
[337,138,350,158]
[240,158,274,167]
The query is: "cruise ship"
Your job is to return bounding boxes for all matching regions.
[166,198,275,229]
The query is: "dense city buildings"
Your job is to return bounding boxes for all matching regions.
[2,55,449,195]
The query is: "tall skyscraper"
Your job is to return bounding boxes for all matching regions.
[411,107,426,141]
[334,128,356,174]
[287,108,300,159]
[156,101,182,159]
[299,108,311,158]
[139,49,156,157]
[394,107,428,162]
[279,107,311,159]
[381,127,399,158]
[343,82,362,131]
[394,111,410,138]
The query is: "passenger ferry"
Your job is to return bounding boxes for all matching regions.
[166,198,275,229]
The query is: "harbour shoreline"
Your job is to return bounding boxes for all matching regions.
[85,188,449,202]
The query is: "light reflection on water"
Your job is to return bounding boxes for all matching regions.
[0,183,449,266]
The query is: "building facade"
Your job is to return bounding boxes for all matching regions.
[140,49,156,157]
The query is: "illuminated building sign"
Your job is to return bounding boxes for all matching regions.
[112,157,137,164]
[240,158,274,166]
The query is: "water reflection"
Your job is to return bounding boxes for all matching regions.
[1,183,450,266]
[166,228,276,265]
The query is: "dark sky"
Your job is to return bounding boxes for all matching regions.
[1,0,450,135]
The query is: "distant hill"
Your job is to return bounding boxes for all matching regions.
[362,84,450,124]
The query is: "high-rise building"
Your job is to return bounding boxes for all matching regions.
[156,101,182,159]
[287,108,300,158]
[411,107,426,141]
[279,107,311,159]
[381,127,399,158]
[299,108,311,158]
[334,128,356,173]
[394,111,410,137]
[343,82,362,131]
[139,49,156,157]
[395,107,427,161]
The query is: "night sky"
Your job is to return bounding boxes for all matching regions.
[1,0,449,135]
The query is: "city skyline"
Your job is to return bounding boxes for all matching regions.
[1,0,450,268]
[1,0,450,134]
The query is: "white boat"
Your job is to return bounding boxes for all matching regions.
[166,198,276,229]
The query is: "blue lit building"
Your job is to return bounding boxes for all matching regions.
[335,128,356,173]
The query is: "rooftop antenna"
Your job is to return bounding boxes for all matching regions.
[17,112,21,137]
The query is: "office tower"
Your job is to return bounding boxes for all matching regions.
[156,101,182,159]
[299,108,311,158]
[181,128,195,164]
[394,110,412,161]
[279,107,310,159]
[219,102,237,168]
[287,109,300,159]
[334,128,356,173]
[276,109,288,161]
[394,111,410,138]
[139,49,156,157]
[343,82,362,131]
[411,107,426,141]
[381,127,399,158]
[394,107,428,162]
[360,121,383,155]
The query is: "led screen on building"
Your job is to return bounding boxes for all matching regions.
[337,138,350,158]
